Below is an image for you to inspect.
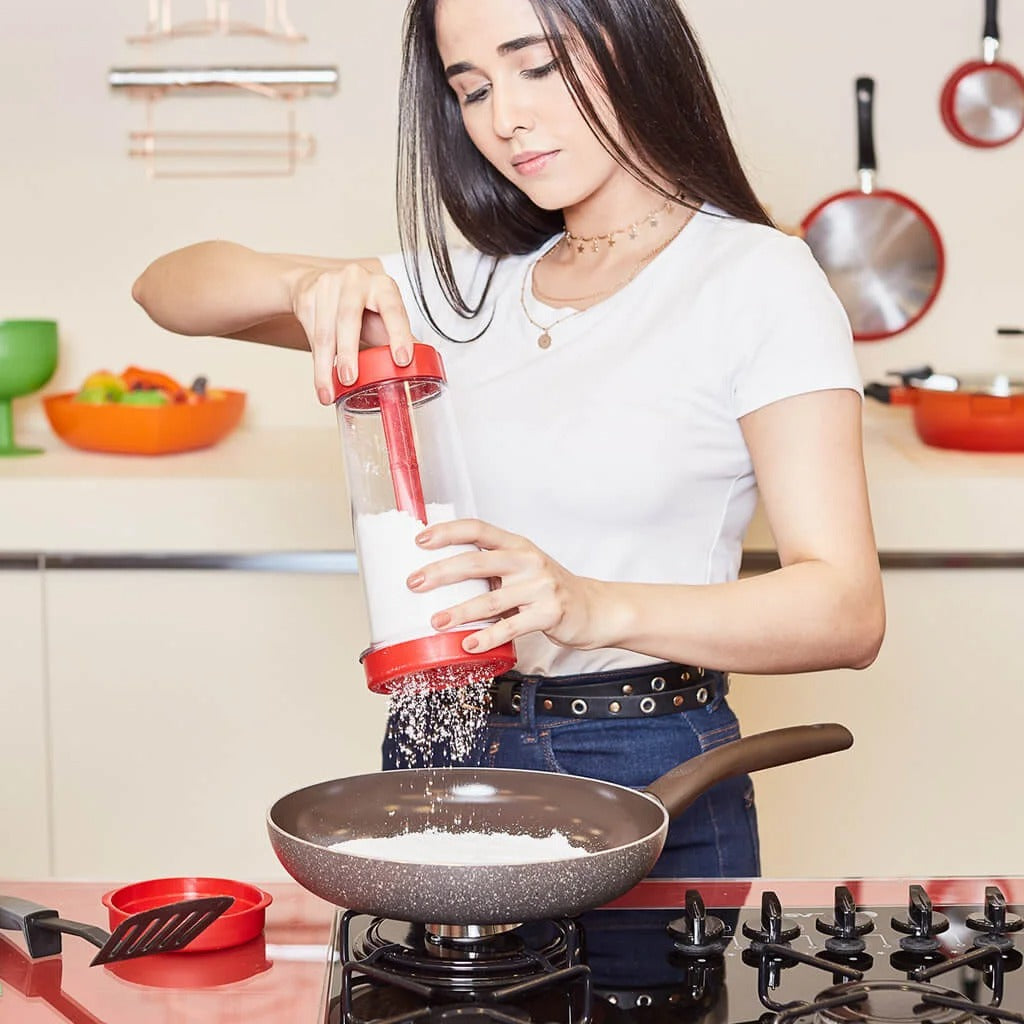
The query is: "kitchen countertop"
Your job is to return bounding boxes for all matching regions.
[2,404,1023,556]
[4,877,1023,1023]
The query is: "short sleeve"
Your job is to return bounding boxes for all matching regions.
[728,233,862,419]
[377,247,494,346]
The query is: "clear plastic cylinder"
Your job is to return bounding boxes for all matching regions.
[333,344,515,693]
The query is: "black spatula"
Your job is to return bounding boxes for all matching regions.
[0,893,234,965]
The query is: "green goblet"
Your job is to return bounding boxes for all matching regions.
[0,319,59,457]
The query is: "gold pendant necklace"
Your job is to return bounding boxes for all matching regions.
[520,216,691,349]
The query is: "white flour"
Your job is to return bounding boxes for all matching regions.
[328,827,588,865]
[356,505,492,647]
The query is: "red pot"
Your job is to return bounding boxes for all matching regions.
[866,367,1024,453]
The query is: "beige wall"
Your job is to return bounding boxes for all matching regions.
[6,1,1023,435]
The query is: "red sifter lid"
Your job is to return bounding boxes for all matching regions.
[363,632,516,694]
[331,343,445,402]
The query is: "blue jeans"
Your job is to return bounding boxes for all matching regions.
[381,678,760,880]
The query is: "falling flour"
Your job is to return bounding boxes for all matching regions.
[386,675,493,769]
[329,827,588,865]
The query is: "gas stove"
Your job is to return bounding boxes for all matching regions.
[324,879,1024,1024]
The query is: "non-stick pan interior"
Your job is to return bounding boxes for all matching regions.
[269,767,667,854]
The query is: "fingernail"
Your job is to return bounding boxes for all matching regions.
[407,573,425,590]
[395,347,412,366]
[318,387,331,405]
[432,611,451,629]
[463,635,479,652]
[415,531,432,545]
[340,366,357,386]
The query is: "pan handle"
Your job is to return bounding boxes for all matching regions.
[984,0,1000,60]
[644,723,853,821]
[855,77,877,190]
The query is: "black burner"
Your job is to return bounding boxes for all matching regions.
[353,918,576,990]
[812,981,971,1024]
[329,912,591,1024]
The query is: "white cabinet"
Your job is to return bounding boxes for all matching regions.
[0,571,50,878]
[43,570,387,880]
[729,569,1024,879]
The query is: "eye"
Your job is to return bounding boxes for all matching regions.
[522,59,559,80]
[462,83,491,105]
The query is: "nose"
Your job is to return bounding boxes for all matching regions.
[490,79,534,140]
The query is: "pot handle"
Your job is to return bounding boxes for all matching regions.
[865,382,916,406]
[644,723,853,821]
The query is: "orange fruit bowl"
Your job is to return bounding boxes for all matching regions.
[43,390,246,455]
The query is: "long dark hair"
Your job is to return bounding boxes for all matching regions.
[397,0,773,336]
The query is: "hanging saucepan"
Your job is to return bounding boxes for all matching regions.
[802,78,945,342]
[941,0,1024,148]
[866,366,1024,452]
[267,723,853,926]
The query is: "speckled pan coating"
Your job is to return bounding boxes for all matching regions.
[266,725,854,925]
[267,768,667,925]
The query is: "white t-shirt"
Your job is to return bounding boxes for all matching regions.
[378,205,860,677]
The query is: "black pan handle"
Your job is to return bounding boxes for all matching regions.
[864,382,894,404]
[0,895,109,959]
[984,0,1000,44]
[856,77,877,180]
[997,327,1023,335]
[644,723,853,821]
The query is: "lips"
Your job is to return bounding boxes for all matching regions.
[511,150,559,176]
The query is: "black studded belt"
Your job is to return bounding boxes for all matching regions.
[489,663,728,719]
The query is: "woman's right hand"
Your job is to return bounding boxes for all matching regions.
[287,261,418,405]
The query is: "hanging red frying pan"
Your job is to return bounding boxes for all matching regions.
[802,78,945,342]
[941,0,1024,147]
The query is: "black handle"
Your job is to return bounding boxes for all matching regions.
[864,382,893,404]
[0,895,64,958]
[984,0,1000,43]
[0,894,110,959]
[997,327,1023,335]
[887,365,934,385]
[856,77,877,177]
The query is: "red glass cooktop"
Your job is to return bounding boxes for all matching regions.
[3,877,1023,1023]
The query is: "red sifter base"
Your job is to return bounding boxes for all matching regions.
[362,632,516,694]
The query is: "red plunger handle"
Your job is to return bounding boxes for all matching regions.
[378,381,427,524]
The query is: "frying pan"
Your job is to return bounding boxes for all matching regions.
[866,365,1024,452]
[941,0,1024,148]
[802,78,945,342]
[268,723,853,926]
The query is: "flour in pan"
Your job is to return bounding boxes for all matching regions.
[329,827,589,864]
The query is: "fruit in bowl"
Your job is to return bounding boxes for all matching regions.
[44,366,246,455]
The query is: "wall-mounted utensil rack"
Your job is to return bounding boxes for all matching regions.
[129,0,306,44]
[109,65,338,178]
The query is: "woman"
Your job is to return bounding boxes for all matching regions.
[133,0,885,878]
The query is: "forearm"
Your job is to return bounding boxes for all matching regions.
[132,241,303,340]
[594,560,884,674]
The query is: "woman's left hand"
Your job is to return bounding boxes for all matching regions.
[407,519,608,654]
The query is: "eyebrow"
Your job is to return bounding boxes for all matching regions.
[444,34,551,79]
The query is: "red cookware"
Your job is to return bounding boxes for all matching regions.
[802,78,945,342]
[102,877,271,953]
[865,365,1024,452]
[941,0,1024,148]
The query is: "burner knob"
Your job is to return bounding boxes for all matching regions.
[668,890,728,956]
[816,886,875,955]
[891,885,949,954]
[742,891,800,949]
[966,886,1024,951]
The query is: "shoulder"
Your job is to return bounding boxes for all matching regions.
[694,207,826,291]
